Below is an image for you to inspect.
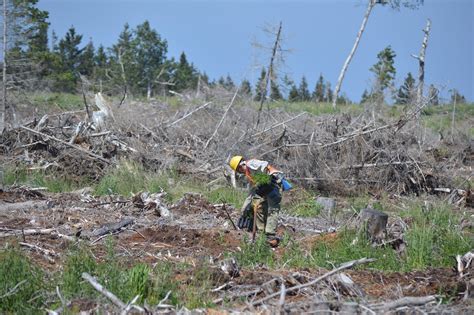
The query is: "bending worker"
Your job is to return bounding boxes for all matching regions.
[229,155,291,247]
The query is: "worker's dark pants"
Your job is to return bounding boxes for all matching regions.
[241,186,281,235]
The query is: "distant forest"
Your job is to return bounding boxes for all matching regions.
[0,0,467,105]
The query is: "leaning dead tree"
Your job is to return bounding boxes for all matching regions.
[255,21,283,129]
[332,0,376,109]
[332,0,425,109]
[412,19,431,116]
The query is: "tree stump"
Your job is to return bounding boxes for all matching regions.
[315,197,336,219]
[359,208,388,243]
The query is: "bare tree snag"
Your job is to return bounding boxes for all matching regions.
[0,0,7,135]
[256,21,282,128]
[360,208,388,243]
[412,19,431,116]
[333,0,376,109]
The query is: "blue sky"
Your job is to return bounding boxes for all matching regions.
[38,0,473,102]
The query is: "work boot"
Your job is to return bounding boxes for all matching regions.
[266,235,281,248]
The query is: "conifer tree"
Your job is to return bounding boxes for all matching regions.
[172,52,198,92]
[298,76,310,101]
[360,89,370,104]
[395,72,415,104]
[325,82,333,103]
[312,74,325,102]
[240,79,252,97]
[93,45,107,92]
[450,89,466,104]
[78,40,94,77]
[132,20,168,98]
[370,45,396,102]
[270,81,282,101]
[288,84,299,102]
[224,74,235,90]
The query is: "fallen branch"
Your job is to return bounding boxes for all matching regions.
[20,126,110,164]
[0,228,74,241]
[251,257,375,306]
[373,295,437,311]
[0,280,27,299]
[19,242,58,263]
[82,272,126,310]
[167,101,212,127]
[204,87,240,149]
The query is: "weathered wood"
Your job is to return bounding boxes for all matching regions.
[251,257,375,306]
[81,272,126,309]
[375,295,437,311]
[360,208,388,243]
[20,125,111,164]
[91,217,134,237]
[0,228,74,241]
[333,0,376,108]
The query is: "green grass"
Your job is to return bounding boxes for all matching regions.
[268,100,363,116]
[421,103,474,136]
[233,234,275,268]
[0,247,46,314]
[401,203,472,270]
[2,165,84,193]
[289,197,322,217]
[30,92,84,111]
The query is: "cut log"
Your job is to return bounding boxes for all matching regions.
[360,208,388,243]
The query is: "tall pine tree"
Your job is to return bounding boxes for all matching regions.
[370,45,396,102]
[395,72,415,104]
[298,76,310,101]
[312,74,325,102]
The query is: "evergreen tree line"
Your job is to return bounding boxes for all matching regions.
[1,1,467,104]
[360,45,466,105]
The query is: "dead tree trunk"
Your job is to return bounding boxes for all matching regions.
[1,0,7,135]
[333,0,376,109]
[255,21,282,129]
[413,19,431,118]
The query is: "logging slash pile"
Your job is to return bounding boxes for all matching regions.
[0,93,473,313]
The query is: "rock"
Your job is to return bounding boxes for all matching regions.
[316,197,336,218]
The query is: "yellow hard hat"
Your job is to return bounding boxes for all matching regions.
[229,155,243,171]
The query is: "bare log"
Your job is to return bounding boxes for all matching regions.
[374,295,437,311]
[81,272,126,309]
[251,257,375,306]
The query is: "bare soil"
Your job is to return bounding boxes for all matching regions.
[1,187,472,313]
